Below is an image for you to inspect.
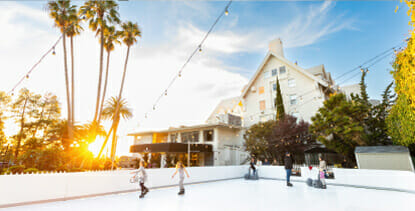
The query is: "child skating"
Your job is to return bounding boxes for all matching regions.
[131,160,149,198]
[171,161,190,195]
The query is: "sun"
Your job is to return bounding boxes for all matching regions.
[88,137,107,158]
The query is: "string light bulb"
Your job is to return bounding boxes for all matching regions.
[153,105,156,110]
[165,90,167,96]
[198,45,202,52]
[178,72,182,77]
[25,74,29,79]
[225,9,229,16]
[52,47,56,55]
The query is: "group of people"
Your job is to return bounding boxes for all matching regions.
[250,152,328,188]
[132,153,329,199]
[131,160,190,198]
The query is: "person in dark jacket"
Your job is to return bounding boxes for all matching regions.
[284,152,293,187]
[249,157,256,176]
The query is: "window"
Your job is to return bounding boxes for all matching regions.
[271,69,278,76]
[273,83,277,91]
[203,130,214,142]
[170,133,178,143]
[181,131,199,143]
[279,66,286,74]
[259,100,266,111]
[290,95,297,105]
[288,78,296,87]
[259,86,265,95]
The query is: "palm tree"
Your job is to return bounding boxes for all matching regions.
[80,0,120,123]
[117,21,141,99]
[47,0,74,143]
[66,6,83,128]
[76,121,106,144]
[97,25,120,125]
[97,97,132,161]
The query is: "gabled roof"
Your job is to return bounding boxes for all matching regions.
[241,51,329,98]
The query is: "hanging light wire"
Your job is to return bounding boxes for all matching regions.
[144,0,233,119]
[8,36,63,94]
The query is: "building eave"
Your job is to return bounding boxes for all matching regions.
[241,51,329,98]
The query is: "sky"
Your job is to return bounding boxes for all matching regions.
[0,0,411,156]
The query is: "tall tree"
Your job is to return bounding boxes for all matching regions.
[275,77,285,120]
[367,82,395,145]
[100,21,140,165]
[97,97,132,160]
[310,93,365,164]
[66,4,83,127]
[47,0,73,142]
[0,91,10,143]
[387,0,415,147]
[11,89,41,159]
[97,25,121,125]
[80,0,120,123]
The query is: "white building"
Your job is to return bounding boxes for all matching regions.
[241,38,336,127]
[129,38,358,166]
[128,120,249,167]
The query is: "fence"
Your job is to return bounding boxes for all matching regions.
[1,165,414,208]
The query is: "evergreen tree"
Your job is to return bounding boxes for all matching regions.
[310,93,365,164]
[368,82,395,145]
[275,77,285,120]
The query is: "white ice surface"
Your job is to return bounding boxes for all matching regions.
[3,179,414,211]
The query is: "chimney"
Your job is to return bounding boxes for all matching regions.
[269,38,284,58]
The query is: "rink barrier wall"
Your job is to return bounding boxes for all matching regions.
[257,166,415,194]
[1,165,414,208]
[0,166,247,208]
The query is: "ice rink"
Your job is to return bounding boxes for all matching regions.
[3,179,414,211]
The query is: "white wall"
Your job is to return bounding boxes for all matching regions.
[258,166,415,193]
[0,166,246,207]
[2,166,414,208]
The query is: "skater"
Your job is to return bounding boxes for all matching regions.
[131,160,149,198]
[263,158,270,165]
[249,158,257,176]
[172,161,190,195]
[319,156,327,189]
[284,152,293,187]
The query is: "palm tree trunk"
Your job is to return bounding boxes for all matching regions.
[62,34,73,143]
[106,45,131,164]
[110,118,119,170]
[118,46,130,100]
[97,124,114,158]
[14,97,28,159]
[97,51,111,125]
[93,27,105,123]
[70,36,75,127]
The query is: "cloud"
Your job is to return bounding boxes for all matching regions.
[279,1,356,48]
[0,1,355,155]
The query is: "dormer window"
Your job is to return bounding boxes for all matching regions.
[271,69,278,76]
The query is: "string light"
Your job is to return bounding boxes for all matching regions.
[25,75,29,79]
[141,0,233,120]
[52,47,56,55]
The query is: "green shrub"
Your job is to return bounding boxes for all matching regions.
[24,168,39,174]
[8,165,25,174]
